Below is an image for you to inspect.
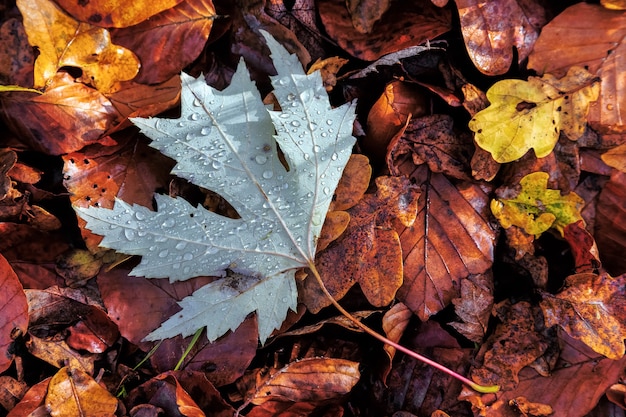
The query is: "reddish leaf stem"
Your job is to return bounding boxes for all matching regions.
[307,261,499,394]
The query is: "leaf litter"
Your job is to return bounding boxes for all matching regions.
[2,0,626,416]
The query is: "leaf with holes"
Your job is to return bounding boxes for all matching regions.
[74,31,356,344]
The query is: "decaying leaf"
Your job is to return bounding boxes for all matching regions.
[456,0,546,75]
[304,176,419,312]
[595,171,626,275]
[245,358,360,405]
[469,66,600,163]
[75,32,357,343]
[491,171,585,236]
[17,0,140,92]
[540,272,626,360]
[450,273,494,343]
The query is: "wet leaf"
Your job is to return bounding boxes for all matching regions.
[45,366,117,417]
[527,3,626,134]
[305,176,419,312]
[245,358,360,405]
[111,0,215,85]
[0,253,28,373]
[17,0,140,92]
[540,271,626,359]
[394,165,496,321]
[469,66,600,163]
[491,171,585,236]
[595,171,626,275]
[456,0,546,75]
[5,378,50,417]
[317,0,451,61]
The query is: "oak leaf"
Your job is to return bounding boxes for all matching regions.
[75,32,357,343]
[469,66,600,163]
[491,171,585,236]
[540,272,626,360]
[17,0,140,92]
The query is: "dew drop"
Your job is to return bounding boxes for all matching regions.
[183,253,193,261]
[175,242,187,250]
[255,154,268,164]
[135,212,146,221]
[162,218,176,228]
[290,120,301,127]
[158,249,169,258]
[189,113,199,121]
[212,160,223,169]
[286,93,296,101]
[137,231,147,237]
[124,229,136,240]
[326,119,333,126]
[313,145,321,152]
[607,104,615,111]
[323,187,330,195]
[193,98,202,107]
[303,153,310,160]
[262,170,274,179]
[331,152,338,161]
[200,126,211,135]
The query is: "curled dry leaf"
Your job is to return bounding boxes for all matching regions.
[55,0,183,28]
[306,176,419,312]
[455,0,546,75]
[5,377,50,417]
[0,73,120,155]
[17,0,140,93]
[245,357,360,405]
[365,80,429,161]
[540,271,626,360]
[450,272,494,343]
[307,56,349,92]
[317,0,451,61]
[381,302,412,381]
[393,164,496,321]
[527,3,626,134]
[46,366,117,417]
[563,221,601,274]
[111,0,215,85]
[0,254,28,374]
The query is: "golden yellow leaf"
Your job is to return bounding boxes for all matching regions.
[45,366,117,417]
[491,171,585,236]
[469,66,599,163]
[601,143,626,173]
[17,0,140,93]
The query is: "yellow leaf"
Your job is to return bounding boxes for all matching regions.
[601,143,626,173]
[46,366,118,417]
[490,171,585,236]
[17,0,140,93]
[469,66,599,163]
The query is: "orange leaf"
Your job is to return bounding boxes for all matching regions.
[381,302,412,381]
[527,3,626,134]
[394,165,496,321]
[111,0,215,84]
[0,254,28,373]
[317,0,450,61]
[0,73,121,155]
[306,176,420,312]
[456,0,546,75]
[17,0,140,92]
[6,377,50,417]
[247,358,360,405]
[541,272,626,359]
[45,366,117,417]
[154,373,204,417]
[55,0,184,28]
[331,154,372,212]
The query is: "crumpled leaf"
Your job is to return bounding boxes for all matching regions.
[244,358,360,405]
[0,254,28,373]
[540,272,626,360]
[381,302,412,381]
[469,66,600,163]
[75,31,357,344]
[111,0,215,85]
[527,3,626,134]
[55,0,183,28]
[450,272,494,343]
[455,0,546,75]
[393,165,496,321]
[17,0,140,92]
[304,176,419,313]
[45,366,117,417]
[317,0,451,61]
[0,73,120,155]
[563,221,601,274]
[491,171,585,236]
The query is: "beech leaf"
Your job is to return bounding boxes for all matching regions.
[491,171,585,236]
[75,31,357,343]
[469,66,600,163]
